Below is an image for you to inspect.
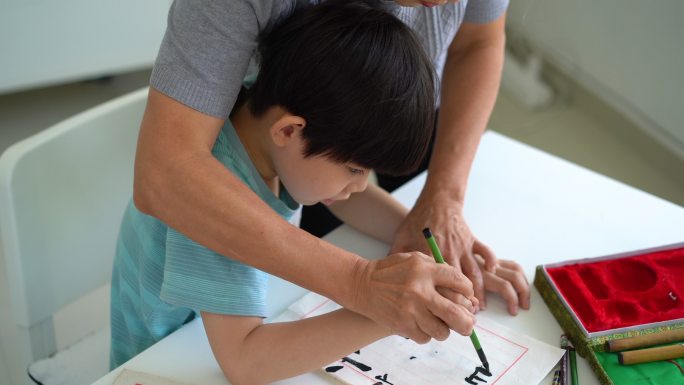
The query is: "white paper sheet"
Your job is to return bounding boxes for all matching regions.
[111,369,192,385]
[273,292,565,385]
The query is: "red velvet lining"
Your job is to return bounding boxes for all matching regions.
[546,246,684,333]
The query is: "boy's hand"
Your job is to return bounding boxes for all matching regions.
[351,252,477,344]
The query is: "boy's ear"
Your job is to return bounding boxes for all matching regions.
[270,114,306,147]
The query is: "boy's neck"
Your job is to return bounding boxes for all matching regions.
[230,103,279,193]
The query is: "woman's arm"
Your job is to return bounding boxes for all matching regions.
[390,14,531,313]
[202,310,390,385]
[392,13,529,314]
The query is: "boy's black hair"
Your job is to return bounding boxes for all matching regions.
[248,0,435,176]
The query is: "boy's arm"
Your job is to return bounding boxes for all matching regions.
[327,183,408,244]
[201,310,390,385]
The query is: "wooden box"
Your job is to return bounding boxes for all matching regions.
[534,243,684,384]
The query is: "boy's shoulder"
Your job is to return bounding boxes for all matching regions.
[212,121,300,220]
[212,123,253,184]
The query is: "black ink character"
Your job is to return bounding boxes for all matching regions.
[325,366,344,373]
[464,365,492,385]
[341,356,372,372]
[374,373,395,385]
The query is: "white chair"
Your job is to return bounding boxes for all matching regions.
[0,87,147,385]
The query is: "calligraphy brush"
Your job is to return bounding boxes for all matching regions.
[423,228,490,370]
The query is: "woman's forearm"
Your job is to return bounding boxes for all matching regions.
[424,17,506,203]
[134,88,363,307]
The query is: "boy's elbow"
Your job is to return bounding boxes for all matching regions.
[220,360,265,385]
[222,371,252,385]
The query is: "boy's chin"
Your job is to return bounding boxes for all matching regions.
[298,198,337,206]
[298,199,322,206]
[299,199,336,207]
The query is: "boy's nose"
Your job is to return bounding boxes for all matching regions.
[339,176,368,200]
[351,175,369,193]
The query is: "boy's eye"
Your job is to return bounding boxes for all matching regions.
[348,167,365,175]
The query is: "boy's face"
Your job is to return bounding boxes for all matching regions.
[281,155,370,206]
[270,122,370,206]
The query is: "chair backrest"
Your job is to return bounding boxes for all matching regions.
[0,87,146,363]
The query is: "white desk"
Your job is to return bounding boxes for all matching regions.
[92,131,684,385]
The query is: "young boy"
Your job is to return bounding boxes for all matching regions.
[110,1,477,383]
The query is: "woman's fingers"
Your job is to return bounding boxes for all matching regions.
[476,254,530,315]
[496,261,530,310]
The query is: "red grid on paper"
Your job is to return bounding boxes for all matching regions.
[476,324,529,385]
[334,324,529,385]
[300,299,333,319]
[299,298,530,385]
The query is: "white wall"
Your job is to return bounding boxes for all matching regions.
[506,0,684,158]
[0,0,171,94]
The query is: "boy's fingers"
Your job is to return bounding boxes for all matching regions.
[460,253,485,309]
[356,253,476,344]
[415,310,451,342]
[400,321,433,344]
[428,295,476,336]
[436,287,476,313]
[432,264,475,300]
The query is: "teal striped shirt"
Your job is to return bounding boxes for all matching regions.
[110,120,300,368]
